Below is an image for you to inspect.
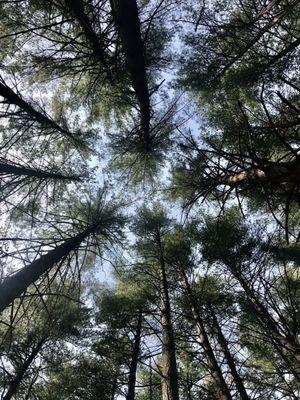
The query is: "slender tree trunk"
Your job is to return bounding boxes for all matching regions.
[110,0,151,141]
[0,81,77,141]
[186,361,193,400]
[3,340,44,400]
[265,36,300,69]
[126,310,143,400]
[0,223,99,312]
[156,232,179,400]
[0,162,79,181]
[210,308,249,400]
[111,372,119,400]
[149,358,153,400]
[215,1,298,80]
[180,268,232,400]
[217,9,285,80]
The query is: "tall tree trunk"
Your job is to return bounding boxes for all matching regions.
[110,0,151,141]
[0,223,99,312]
[126,310,143,400]
[149,358,153,400]
[217,7,285,80]
[225,260,300,364]
[111,372,119,400]
[0,81,78,142]
[210,308,249,400]
[180,267,232,400]
[185,361,193,400]
[0,162,79,181]
[3,340,44,400]
[64,0,114,84]
[156,232,179,400]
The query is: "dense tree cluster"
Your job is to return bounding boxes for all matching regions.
[0,0,299,399]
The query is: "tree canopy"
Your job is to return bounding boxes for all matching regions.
[0,1,299,399]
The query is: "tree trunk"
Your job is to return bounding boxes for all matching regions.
[225,260,300,364]
[0,81,78,142]
[149,358,153,400]
[217,8,284,80]
[126,311,143,400]
[3,340,44,400]
[111,372,119,400]
[0,162,79,181]
[210,308,249,400]
[215,1,298,81]
[218,159,300,189]
[110,0,151,141]
[157,232,179,400]
[180,268,232,400]
[0,223,98,312]
[265,36,300,69]
[64,0,114,84]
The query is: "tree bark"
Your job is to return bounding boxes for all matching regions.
[218,159,300,190]
[126,310,142,400]
[0,223,98,312]
[3,340,44,400]
[110,0,151,141]
[156,232,179,400]
[210,308,249,400]
[180,268,232,400]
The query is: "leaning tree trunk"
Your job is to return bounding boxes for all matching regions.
[157,232,179,400]
[0,223,100,312]
[210,308,250,400]
[180,267,232,400]
[126,310,143,400]
[110,0,151,141]
[0,161,79,181]
[0,81,78,142]
[217,7,285,80]
[3,340,44,400]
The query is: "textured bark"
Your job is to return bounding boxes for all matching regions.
[157,232,179,400]
[180,269,232,400]
[0,162,79,181]
[218,160,300,189]
[0,224,98,312]
[0,82,77,141]
[126,311,142,400]
[210,309,249,400]
[110,0,151,141]
[3,340,44,400]
[64,0,114,84]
